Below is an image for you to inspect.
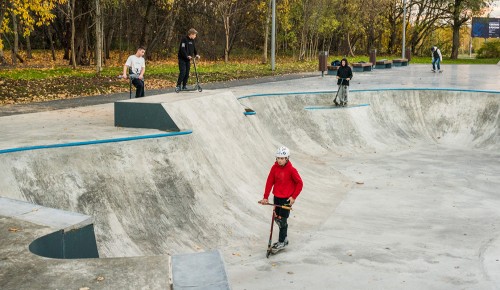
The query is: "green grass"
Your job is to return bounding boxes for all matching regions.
[0,55,497,81]
[0,53,498,105]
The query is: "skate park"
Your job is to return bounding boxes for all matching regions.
[0,64,499,289]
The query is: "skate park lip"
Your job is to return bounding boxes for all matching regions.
[237,87,500,100]
[1,64,500,289]
[0,130,193,155]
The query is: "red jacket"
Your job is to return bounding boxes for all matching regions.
[264,161,303,200]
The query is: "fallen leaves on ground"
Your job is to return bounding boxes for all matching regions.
[0,76,175,105]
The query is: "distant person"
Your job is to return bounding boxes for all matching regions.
[431,46,442,73]
[122,46,146,98]
[259,146,303,252]
[336,58,353,106]
[176,28,200,91]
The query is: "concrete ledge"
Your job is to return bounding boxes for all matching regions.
[393,58,409,66]
[327,65,339,75]
[0,196,92,231]
[0,198,170,289]
[375,60,393,69]
[352,62,373,72]
[172,250,231,290]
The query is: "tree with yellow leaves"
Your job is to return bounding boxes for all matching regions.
[0,0,66,65]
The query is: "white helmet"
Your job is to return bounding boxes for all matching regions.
[275,146,290,158]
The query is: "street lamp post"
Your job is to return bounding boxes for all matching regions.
[271,0,276,71]
[402,0,407,59]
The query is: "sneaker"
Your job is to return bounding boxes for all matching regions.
[272,242,287,250]
[182,86,188,90]
[272,237,289,249]
[431,69,436,73]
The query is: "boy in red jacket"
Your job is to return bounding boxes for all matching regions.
[260,146,303,250]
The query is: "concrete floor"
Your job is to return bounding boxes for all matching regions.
[0,64,499,289]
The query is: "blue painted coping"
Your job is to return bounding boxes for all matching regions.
[0,130,193,155]
[243,111,256,115]
[237,88,500,100]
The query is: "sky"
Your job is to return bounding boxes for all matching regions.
[489,0,500,17]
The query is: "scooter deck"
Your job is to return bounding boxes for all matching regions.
[175,85,202,93]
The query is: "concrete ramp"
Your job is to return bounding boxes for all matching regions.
[114,91,239,131]
[115,101,181,131]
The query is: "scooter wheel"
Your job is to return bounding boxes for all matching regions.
[198,87,203,92]
[175,87,180,93]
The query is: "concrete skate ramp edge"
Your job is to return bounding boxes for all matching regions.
[0,88,499,288]
[0,130,192,155]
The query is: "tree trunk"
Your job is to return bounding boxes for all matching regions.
[73,1,91,66]
[450,0,462,60]
[347,32,355,57]
[70,0,76,68]
[95,0,102,73]
[63,17,71,60]
[224,15,230,63]
[105,21,114,60]
[387,13,397,54]
[163,3,179,56]
[262,0,271,64]
[46,26,56,61]
[139,0,154,50]
[0,0,6,64]
[451,23,460,59]
[26,35,33,59]
[11,11,19,65]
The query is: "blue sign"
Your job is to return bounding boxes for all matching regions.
[472,18,500,38]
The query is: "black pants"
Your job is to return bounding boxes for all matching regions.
[177,59,191,87]
[273,196,290,243]
[131,78,144,98]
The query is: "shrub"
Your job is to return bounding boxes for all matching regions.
[476,40,500,58]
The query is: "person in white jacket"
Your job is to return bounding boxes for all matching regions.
[122,47,146,97]
[431,46,442,72]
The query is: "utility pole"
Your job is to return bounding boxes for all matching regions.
[402,0,407,59]
[271,0,276,71]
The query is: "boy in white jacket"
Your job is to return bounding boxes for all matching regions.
[431,46,442,72]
